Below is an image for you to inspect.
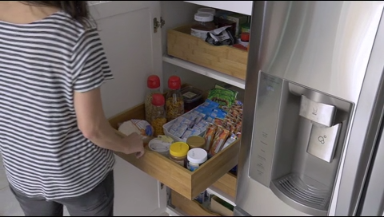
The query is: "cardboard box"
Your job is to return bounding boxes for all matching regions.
[210,196,234,216]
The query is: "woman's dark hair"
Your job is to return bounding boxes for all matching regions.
[22,1,91,27]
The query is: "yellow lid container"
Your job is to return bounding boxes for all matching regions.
[169,142,189,158]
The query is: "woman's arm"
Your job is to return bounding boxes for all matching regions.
[74,87,144,157]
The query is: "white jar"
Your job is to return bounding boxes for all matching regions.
[187,148,208,172]
[190,12,215,41]
[197,8,216,16]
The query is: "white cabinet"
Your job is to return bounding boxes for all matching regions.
[89,1,251,215]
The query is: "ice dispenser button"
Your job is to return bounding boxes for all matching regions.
[307,123,342,162]
[299,95,336,127]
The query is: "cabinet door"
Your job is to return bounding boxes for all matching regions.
[89,1,165,216]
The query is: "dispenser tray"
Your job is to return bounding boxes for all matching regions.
[271,173,331,213]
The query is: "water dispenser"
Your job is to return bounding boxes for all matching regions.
[249,72,353,216]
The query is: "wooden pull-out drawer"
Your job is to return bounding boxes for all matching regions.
[108,104,240,200]
[171,190,220,216]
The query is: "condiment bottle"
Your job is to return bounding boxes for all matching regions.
[191,12,216,41]
[145,75,161,122]
[150,94,167,136]
[169,142,190,167]
[187,148,208,172]
[165,76,184,122]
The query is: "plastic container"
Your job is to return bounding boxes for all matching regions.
[150,94,167,136]
[169,142,190,167]
[145,75,161,122]
[186,136,206,149]
[148,138,171,157]
[197,8,216,16]
[187,148,208,172]
[165,76,184,121]
[181,86,204,112]
[191,12,216,41]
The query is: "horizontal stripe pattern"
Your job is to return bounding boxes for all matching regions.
[0,11,115,200]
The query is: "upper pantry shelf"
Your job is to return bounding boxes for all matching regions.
[184,1,253,16]
[163,55,246,89]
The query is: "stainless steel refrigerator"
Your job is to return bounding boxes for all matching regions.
[234,1,384,216]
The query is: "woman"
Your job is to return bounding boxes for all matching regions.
[0,1,145,216]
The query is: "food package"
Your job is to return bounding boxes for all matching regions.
[209,127,230,156]
[205,26,236,46]
[118,119,154,143]
[207,88,236,108]
[221,134,238,150]
[204,124,217,151]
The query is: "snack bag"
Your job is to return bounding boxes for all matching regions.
[209,127,230,156]
[221,133,238,150]
[204,124,217,151]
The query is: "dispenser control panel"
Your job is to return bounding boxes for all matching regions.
[249,73,283,186]
[299,95,336,127]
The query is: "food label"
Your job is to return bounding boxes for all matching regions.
[191,28,209,41]
[183,91,197,99]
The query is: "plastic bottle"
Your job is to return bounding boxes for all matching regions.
[145,75,161,122]
[150,94,167,136]
[165,76,184,121]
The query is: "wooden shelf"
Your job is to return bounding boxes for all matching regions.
[163,55,246,89]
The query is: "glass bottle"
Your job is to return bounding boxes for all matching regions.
[145,75,161,122]
[165,76,184,121]
[150,94,167,136]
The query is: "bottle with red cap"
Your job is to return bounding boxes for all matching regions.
[150,93,167,136]
[145,75,161,122]
[165,75,184,121]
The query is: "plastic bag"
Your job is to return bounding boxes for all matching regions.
[205,26,235,46]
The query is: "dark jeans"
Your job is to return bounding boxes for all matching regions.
[10,171,114,216]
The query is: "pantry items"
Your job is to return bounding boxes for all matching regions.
[206,26,236,46]
[148,137,171,157]
[195,191,209,204]
[207,87,237,108]
[204,124,217,150]
[150,94,167,136]
[181,86,204,112]
[169,142,190,167]
[164,97,243,156]
[118,119,154,144]
[215,10,248,37]
[209,126,230,156]
[191,12,216,41]
[187,148,208,171]
[165,76,184,121]
[186,136,206,149]
[145,75,161,122]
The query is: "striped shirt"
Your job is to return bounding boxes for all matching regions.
[0,11,115,200]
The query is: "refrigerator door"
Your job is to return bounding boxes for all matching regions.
[333,7,384,216]
[235,1,384,216]
[359,118,384,216]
